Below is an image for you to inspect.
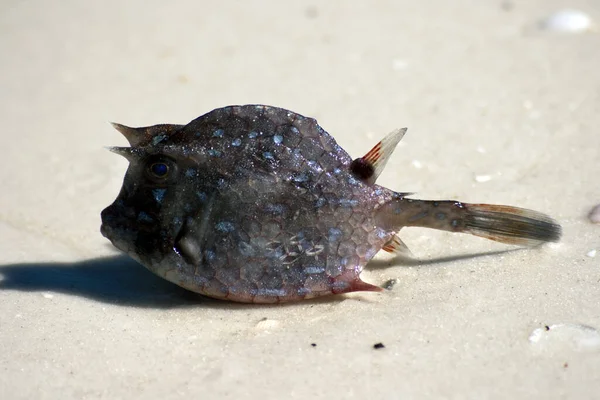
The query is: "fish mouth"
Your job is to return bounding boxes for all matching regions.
[100,206,116,240]
[100,204,138,254]
[101,202,188,263]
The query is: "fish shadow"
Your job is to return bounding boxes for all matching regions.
[0,249,520,308]
[0,254,351,309]
[0,255,215,308]
[367,249,520,269]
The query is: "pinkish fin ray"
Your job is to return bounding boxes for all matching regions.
[332,278,383,294]
[330,270,384,295]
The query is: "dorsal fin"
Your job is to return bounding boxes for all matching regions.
[350,128,407,185]
[382,234,412,257]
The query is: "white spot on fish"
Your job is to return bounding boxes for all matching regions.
[152,134,168,145]
[256,288,287,297]
[216,221,235,232]
[339,198,359,207]
[305,265,325,274]
[239,242,255,257]
[305,245,325,257]
[328,227,342,242]
[152,188,166,202]
[265,203,285,214]
[411,160,422,169]
[293,173,308,183]
[347,176,359,186]
[204,250,216,261]
[196,191,208,202]
[586,249,597,258]
[376,229,387,239]
[137,211,153,222]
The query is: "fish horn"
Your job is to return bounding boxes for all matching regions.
[106,146,140,162]
[110,122,147,147]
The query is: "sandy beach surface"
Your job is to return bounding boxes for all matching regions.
[1,1,599,399]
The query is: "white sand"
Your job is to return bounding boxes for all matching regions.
[1,1,599,399]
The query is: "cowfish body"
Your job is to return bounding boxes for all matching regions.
[101,105,395,303]
[101,105,561,303]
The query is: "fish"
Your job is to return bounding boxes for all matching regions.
[100,105,562,303]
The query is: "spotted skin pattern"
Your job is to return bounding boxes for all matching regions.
[101,105,561,303]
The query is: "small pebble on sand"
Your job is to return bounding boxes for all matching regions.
[474,174,492,183]
[392,59,408,71]
[589,204,600,224]
[529,323,600,351]
[382,279,397,290]
[540,10,593,33]
[255,318,280,331]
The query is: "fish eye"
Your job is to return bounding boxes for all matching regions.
[144,157,177,182]
[150,162,169,178]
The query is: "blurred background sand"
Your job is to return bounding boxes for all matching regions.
[1,1,599,399]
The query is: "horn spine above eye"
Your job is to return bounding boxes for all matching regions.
[107,146,140,161]
[110,122,146,147]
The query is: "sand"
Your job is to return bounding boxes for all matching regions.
[1,1,599,399]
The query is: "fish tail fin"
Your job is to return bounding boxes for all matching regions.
[379,198,561,246]
[459,203,561,246]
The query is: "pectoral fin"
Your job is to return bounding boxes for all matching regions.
[382,234,413,257]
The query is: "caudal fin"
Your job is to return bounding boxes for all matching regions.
[461,203,561,246]
[380,198,562,247]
